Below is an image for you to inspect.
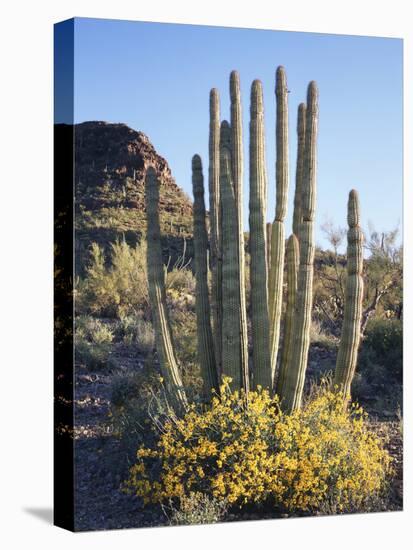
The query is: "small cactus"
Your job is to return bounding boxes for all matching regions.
[334,190,364,400]
[192,154,219,397]
[249,80,271,389]
[145,167,187,412]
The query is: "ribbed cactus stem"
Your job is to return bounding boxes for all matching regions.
[292,103,306,238]
[249,80,271,389]
[220,121,244,390]
[145,167,187,412]
[283,81,318,412]
[276,234,299,397]
[269,66,289,381]
[208,88,222,375]
[266,222,272,277]
[334,190,364,400]
[230,71,249,392]
[192,155,220,397]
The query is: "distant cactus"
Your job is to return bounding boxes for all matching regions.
[192,155,219,396]
[145,167,187,412]
[276,234,299,397]
[208,88,222,375]
[269,66,290,382]
[230,71,249,391]
[292,103,306,238]
[335,190,364,400]
[283,81,319,412]
[249,80,271,389]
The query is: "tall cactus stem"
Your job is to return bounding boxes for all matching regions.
[145,167,187,412]
[269,66,289,381]
[192,155,220,397]
[266,222,272,277]
[283,81,318,412]
[276,234,299,397]
[208,89,222,376]
[334,190,364,400]
[249,80,271,389]
[292,103,307,238]
[230,71,249,392]
[220,121,244,390]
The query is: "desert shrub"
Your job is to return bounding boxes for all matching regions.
[310,320,338,351]
[361,318,402,379]
[114,314,155,352]
[165,492,228,525]
[76,240,149,318]
[75,315,114,370]
[354,318,402,414]
[124,379,391,514]
[166,266,195,295]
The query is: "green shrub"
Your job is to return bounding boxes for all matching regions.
[75,315,114,370]
[76,240,149,318]
[354,318,402,414]
[166,492,228,525]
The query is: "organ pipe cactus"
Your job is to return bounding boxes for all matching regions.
[147,66,366,414]
[208,88,222,375]
[192,155,220,396]
[283,81,319,412]
[292,103,306,238]
[269,67,290,380]
[145,167,187,412]
[230,71,249,391]
[334,190,364,400]
[220,121,245,390]
[276,233,299,397]
[249,80,271,389]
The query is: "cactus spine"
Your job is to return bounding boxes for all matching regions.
[269,66,289,383]
[230,71,249,391]
[220,121,245,390]
[292,103,306,238]
[334,190,364,400]
[249,80,271,389]
[276,234,299,397]
[145,167,187,412]
[208,89,222,375]
[283,81,318,412]
[192,155,220,396]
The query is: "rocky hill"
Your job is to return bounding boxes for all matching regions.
[69,121,193,272]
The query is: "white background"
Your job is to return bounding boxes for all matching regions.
[0,0,411,548]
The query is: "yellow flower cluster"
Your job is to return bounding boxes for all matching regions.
[124,379,391,513]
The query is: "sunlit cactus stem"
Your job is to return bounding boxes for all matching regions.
[249,80,271,389]
[230,71,249,392]
[220,121,245,390]
[283,81,318,412]
[192,155,220,397]
[266,222,272,277]
[334,189,364,401]
[292,103,306,238]
[208,88,222,376]
[276,234,299,398]
[269,66,289,381]
[145,167,187,412]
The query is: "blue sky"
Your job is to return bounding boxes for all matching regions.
[70,17,403,250]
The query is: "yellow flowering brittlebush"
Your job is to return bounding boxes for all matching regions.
[124,379,392,513]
